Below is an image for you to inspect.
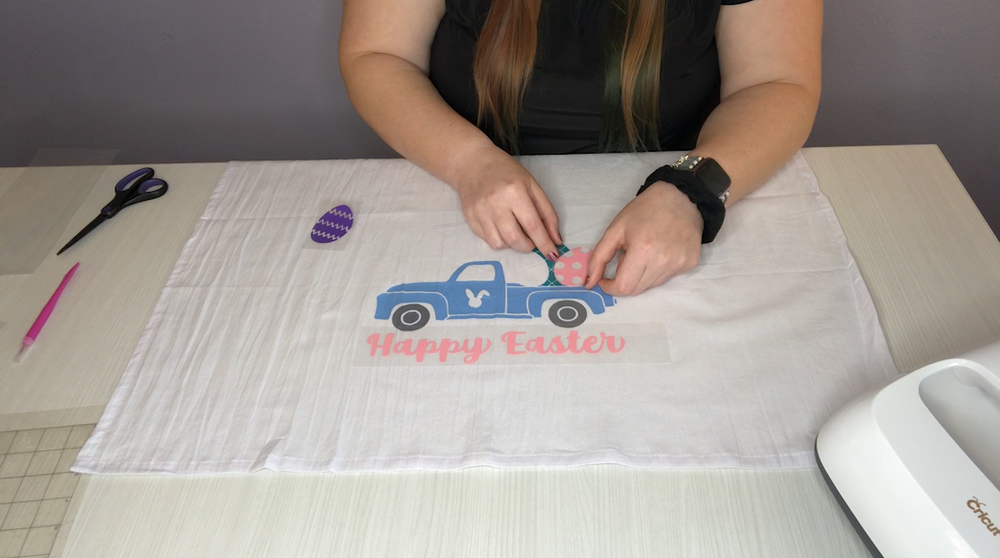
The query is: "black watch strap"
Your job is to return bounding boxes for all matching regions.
[637,160,728,244]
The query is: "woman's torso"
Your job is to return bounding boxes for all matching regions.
[429,0,729,154]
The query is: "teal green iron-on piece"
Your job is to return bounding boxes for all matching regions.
[532,244,571,286]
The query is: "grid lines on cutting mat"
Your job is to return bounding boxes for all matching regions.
[0,425,93,558]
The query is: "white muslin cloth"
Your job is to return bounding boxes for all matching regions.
[74,152,897,474]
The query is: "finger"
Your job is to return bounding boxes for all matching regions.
[628,248,674,295]
[645,249,697,291]
[600,249,644,296]
[495,213,534,252]
[527,183,562,246]
[631,264,664,296]
[482,220,507,250]
[586,226,623,289]
[648,269,676,292]
[511,197,559,260]
[466,214,486,244]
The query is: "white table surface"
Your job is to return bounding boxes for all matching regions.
[1,145,998,557]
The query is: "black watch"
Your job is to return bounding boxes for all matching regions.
[636,155,731,243]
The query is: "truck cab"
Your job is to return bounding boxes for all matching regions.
[445,262,507,317]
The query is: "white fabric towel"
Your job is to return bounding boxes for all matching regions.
[75,152,897,474]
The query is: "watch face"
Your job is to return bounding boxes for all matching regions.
[694,159,732,196]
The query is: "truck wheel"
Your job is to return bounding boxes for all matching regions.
[549,301,587,328]
[392,304,430,331]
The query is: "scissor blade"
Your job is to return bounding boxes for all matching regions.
[56,214,108,255]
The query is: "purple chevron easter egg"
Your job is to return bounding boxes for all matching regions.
[311,205,354,243]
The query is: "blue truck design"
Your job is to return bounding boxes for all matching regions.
[375,261,616,331]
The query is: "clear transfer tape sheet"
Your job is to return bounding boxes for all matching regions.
[0,149,117,276]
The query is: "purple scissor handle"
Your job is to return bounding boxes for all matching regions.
[101,167,169,216]
[58,167,170,255]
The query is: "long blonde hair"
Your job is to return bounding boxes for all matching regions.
[473,0,665,152]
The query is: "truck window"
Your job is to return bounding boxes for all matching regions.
[456,265,496,282]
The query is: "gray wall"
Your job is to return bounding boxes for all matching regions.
[1,0,997,232]
[813,0,1000,232]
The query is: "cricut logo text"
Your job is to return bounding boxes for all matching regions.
[968,498,1000,537]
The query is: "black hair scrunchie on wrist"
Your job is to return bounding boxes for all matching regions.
[636,165,726,244]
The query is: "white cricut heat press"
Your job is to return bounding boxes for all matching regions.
[816,339,1000,558]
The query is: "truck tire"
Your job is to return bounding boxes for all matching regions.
[392,304,430,331]
[548,300,587,328]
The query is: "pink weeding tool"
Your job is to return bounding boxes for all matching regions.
[14,262,79,362]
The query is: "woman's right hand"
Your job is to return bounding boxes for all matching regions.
[453,144,563,259]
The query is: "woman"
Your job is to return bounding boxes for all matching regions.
[339,0,821,296]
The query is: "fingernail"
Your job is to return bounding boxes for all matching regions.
[547,252,558,262]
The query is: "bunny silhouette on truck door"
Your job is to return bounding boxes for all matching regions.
[465,289,490,308]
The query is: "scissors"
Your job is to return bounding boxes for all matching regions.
[57,167,169,255]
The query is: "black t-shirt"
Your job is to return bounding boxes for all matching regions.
[430,0,752,154]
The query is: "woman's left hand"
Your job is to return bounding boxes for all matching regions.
[584,182,704,296]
